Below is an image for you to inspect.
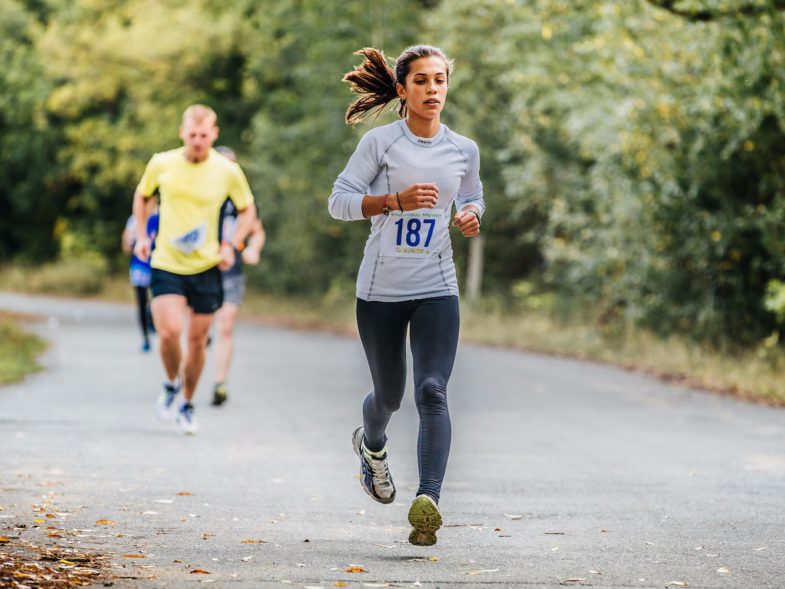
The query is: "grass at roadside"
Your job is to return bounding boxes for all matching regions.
[1,266,783,406]
[0,312,46,386]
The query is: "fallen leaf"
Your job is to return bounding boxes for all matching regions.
[241,556,253,562]
[599,528,608,533]
[33,519,45,524]
[0,537,9,543]
[669,582,689,587]
[717,567,731,574]
[563,578,586,583]
[190,569,211,574]
[45,513,57,519]
[504,513,523,520]
[465,569,499,575]
[335,583,348,588]
[589,569,603,575]
[494,527,502,532]
[346,566,367,573]
[176,491,192,496]
[240,538,268,544]
[122,554,146,559]
[202,533,211,540]
[95,519,116,525]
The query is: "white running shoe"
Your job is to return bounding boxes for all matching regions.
[352,426,396,504]
[155,381,180,422]
[176,402,199,435]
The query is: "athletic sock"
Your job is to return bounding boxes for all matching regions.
[364,445,387,459]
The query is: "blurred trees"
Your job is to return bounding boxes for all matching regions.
[1,0,784,345]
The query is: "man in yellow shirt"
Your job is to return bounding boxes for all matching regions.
[132,104,257,434]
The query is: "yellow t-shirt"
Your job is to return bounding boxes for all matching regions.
[136,147,254,275]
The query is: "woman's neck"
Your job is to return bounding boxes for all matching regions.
[405,115,440,138]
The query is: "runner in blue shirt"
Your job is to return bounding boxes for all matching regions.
[122,198,160,352]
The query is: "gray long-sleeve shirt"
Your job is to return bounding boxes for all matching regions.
[329,120,484,302]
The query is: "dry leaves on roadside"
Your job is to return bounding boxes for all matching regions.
[240,538,268,543]
[190,568,211,574]
[345,565,367,573]
[563,578,587,583]
[669,582,689,587]
[95,519,116,525]
[121,553,145,558]
[504,513,523,520]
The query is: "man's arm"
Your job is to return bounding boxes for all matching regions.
[241,218,266,266]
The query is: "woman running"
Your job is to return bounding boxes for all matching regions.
[329,45,484,546]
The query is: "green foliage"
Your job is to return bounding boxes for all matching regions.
[433,0,785,343]
[0,313,45,385]
[3,0,785,346]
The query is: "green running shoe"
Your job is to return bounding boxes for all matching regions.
[408,494,442,546]
[212,382,228,407]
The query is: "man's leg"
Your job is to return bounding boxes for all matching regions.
[214,302,239,384]
[182,312,214,402]
[151,294,187,380]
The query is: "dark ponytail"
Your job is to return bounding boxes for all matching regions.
[343,48,399,125]
[343,45,453,125]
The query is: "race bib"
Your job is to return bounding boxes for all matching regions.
[380,211,445,258]
[171,222,207,254]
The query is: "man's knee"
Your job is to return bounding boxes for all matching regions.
[415,377,448,411]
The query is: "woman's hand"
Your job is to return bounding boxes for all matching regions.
[397,183,439,211]
[452,208,481,237]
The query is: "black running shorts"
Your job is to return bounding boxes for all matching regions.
[150,266,223,314]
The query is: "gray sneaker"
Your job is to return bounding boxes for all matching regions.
[408,494,442,546]
[352,426,396,504]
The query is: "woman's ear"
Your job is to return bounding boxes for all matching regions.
[395,82,406,101]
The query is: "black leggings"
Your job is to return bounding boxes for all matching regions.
[134,286,152,340]
[356,296,459,503]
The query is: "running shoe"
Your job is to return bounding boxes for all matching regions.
[408,494,442,546]
[352,426,395,504]
[176,402,199,435]
[141,338,151,353]
[211,382,228,407]
[155,380,180,422]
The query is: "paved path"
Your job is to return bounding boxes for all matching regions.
[0,292,783,588]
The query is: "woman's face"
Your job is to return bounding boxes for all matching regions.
[397,56,449,122]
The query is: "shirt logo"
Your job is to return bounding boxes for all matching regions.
[171,222,207,255]
[417,139,432,145]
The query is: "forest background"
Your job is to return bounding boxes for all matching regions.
[2,0,785,398]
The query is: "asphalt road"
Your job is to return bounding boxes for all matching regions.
[1,292,783,588]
